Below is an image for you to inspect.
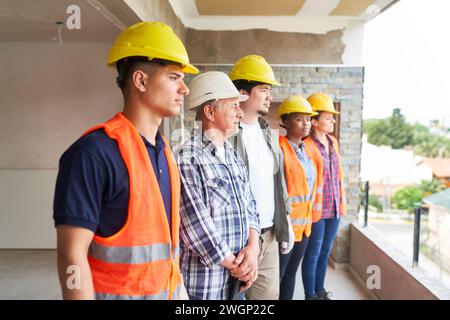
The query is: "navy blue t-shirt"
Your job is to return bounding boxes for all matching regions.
[53,129,172,237]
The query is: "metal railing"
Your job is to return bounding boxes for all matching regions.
[363,181,369,227]
[412,206,422,268]
[360,181,426,268]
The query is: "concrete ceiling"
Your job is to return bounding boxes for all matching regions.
[0,0,139,42]
[169,0,399,33]
[0,0,400,42]
[195,0,306,16]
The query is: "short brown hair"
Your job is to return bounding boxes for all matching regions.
[116,57,181,93]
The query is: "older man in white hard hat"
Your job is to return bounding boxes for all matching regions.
[177,71,260,300]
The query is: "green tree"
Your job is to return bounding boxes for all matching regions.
[387,108,413,149]
[412,123,429,134]
[414,138,440,157]
[364,110,450,158]
[419,179,445,197]
[363,108,413,149]
[368,195,383,213]
[364,118,392,146]
[392,186,424,214]
[412,123,430,145]
[414,135,450,158]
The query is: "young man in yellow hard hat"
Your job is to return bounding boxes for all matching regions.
[178,71,260,300]
[302,93,347,300]
[229,55,293,300]
[53,22,198,300]
[277,95,318,300]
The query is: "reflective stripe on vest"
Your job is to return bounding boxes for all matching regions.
[279,136,316,242]
[313,203,322,211]
[172,284,182,300]
[173,244,180,260]
[286,194,313,205]
[96,290,169,300]
[291,217,313,225]
[89,242,172,264]
[82,113,181,300]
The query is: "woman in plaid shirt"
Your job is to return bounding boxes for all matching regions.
[302,93,347,300]
[177,72,260,300]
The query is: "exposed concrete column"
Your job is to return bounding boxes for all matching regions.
[186,29,345,64]
[123,0,187,42]
[342,21,365,65]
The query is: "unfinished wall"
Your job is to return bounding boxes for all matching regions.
[124,0,186,42]
[186,29,345,64]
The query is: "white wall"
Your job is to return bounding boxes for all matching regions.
[0,42,122,248]
[0,170,57,248]
[342,21,365,65]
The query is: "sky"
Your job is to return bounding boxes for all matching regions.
[362,0,450,127]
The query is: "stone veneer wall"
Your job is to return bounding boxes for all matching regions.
[179,64,364,263]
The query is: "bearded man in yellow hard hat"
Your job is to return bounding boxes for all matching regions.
[53,22,198,300]
[228,55,293,300]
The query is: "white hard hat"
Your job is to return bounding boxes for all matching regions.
[186,71,248,110]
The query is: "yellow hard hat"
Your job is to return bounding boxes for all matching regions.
[307,93,339,114]
[108,22,198,74]
[277,95,318,119]
[229,55,281,86]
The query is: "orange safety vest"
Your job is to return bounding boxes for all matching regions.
[279,136,317,242]
[303,134,347,223]
[83,112,182,300]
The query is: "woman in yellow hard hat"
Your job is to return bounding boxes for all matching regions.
[277,95,318,300]
[54,22,197,300]
[302,93,347,300]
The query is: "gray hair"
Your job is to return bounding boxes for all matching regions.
[194,99,220,121]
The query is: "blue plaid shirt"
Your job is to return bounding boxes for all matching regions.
[288,139,316,199]
[177,129,260,300]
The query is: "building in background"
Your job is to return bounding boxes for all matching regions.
[360,135,433,209]
[423,188,450,272]
[419,158,450,188]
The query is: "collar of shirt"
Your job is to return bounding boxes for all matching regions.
[139,130,166,151]
[238,117,269,131]
[193,128,233,157]
[288,139,309,163]
[287,139,305,151]
[311,133,334,150]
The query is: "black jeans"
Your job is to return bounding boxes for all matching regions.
[279,237,309,300]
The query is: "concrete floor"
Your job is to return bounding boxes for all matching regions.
[292,264,373,300]
[0,250,61,300]
[0,250,372,300]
